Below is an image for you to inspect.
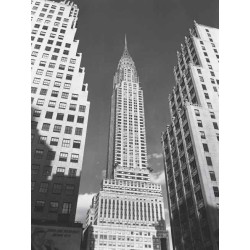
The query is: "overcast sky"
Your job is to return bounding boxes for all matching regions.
[53,0,219,223]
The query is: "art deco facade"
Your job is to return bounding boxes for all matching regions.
[161,21,219,250]
[31,0,90,224]
[83,38,169,250]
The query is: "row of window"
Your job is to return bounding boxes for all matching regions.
[31,121,83,135]
[33,200,71,214]
[31,164,77,177]
[33,110,84,123]
[31,87,78,100]
[33,149,79,162]
[35,68,72,79]
[32,135,81,149]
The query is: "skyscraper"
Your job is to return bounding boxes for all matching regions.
[161,21,219,250]
[31,0,90,225]
[83,37,169,250]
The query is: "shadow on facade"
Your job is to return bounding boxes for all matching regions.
[31,106,83,249]
[170,202,219,250]
[153,218,170,250]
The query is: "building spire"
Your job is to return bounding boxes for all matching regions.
[125,34,127,51]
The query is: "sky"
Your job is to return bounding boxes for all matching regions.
[53,0,219,224]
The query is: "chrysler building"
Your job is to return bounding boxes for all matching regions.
[83,37,170,250]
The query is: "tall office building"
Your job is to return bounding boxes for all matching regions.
[83,37,169,250]
[31,0,90,225]
[161,21,219,250]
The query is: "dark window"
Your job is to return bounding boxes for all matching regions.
[70,154,79,163]
[31,121,38,130]
[39,182,48,193]
[213,187,219,197]
[213,122,219,130]
[52,183,62,194]
[68,168,77,177]
[79,105,86,112]
[75,127,83,136]
[203,143,209,152]
[204,93,210,99]
[73,140,81,148]
[202,84,207,90]
[71,94,78,100]
[49,202,59,213]
[206,157,213,166]
[200,131,206,139]
[197,120,203,127]
[42,123,50,131]
[69,104,76,111]
[34,149,44,159]
[65,185,74,195]
[195,190,203,201]
[210,171,216,181]
[33,109,41,117]
[77,116,84,123]
[64,126,73,134]
[210,112,216,119]
[39,136,47,144]
[45,111,53,119]
[34,200,45,212]
[67,114,74,122]
[56,113,64,120]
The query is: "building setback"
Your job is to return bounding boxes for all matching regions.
[161,21,219,250]
[83,38,169,250]
[31,0,90,225]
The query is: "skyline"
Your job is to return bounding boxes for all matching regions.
[51,0,219,224]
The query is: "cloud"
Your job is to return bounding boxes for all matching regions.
[147,153,163,160]
[149,170,166,185]
[75,193,96,224]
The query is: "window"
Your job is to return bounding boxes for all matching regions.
[203,143,209,152]
[62,139,70,147]
[194,109,200,116]
[43,166,52,176]
[54,48,60,53]
[51,90,59,97]
[47,150,56,160]
[210,71,215,77]
[59,102,66,109]
[68,66,74,72]
[64,83,71,89]
[45,46,51,51]
[65,43,71,48]
[197,120,203,127]
[56,72,63,79]
[32,164,40,175]
[56,113,64,120]
[36,99,45,106]
[48,100,56,107]
[202,84,207,90]
[70,58,76,64]
[77,116,84,123]
[210,112,216,119]
[40,88,48,95]
[71,94,78,100]
[31,87,37,94]
[64,126,73,134]
[62,202,72,214]
[210,171,216,181]
[206,157,213,166]
[73,140,81,148]
[61,57,67,62]
[56,167,65,175]
[43,79,50,86]
[75,127,83,136]
[59,152,68,161]
[59,64,65,70]
[50,137,59,146]
[206,58,210,63]
[213,122,219,130]
[204,93,210,99]
[54,81,61,88]
[68,168,77,177]
[51,55,58,61]
[53,124,62,133]
[67,114,74,122]
[65,185,75,195]
[49,202,59,213]
[195,190,203,201]
[61,92,69,99]
[39,136,47,144]
[39,182,49,193]
[213,187,219,197]
[207,102,213,109]
[34,200,45,212]
[66,74,72,80]
[200,131,206,139]
[33,78,41,84]
[213,86,218,92]
[199,76,204,82]
[45,111,53,119]
[79,105,86,112]
[34,149,44,159]
[33,109,41,117]
[197,69,202,74]
[71,154,79,163]
[42,123,50,131]
[63,50,69,55]
[216,133,219,141]
[69,104,76,111]
[53,183,62,194]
